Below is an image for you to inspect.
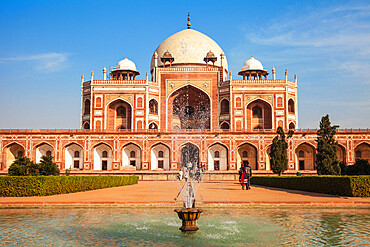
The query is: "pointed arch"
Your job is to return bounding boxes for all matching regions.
[105,98,132,130]
[294,142,316,170]
[122,142,142,170]
[246,98,273,130]
[150,143,170,170]
[208,143,228,171]
[3,142,26,170]
[237,142,258,170]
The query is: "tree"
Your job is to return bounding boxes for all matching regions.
[39,156,60,176]
[270,127,294,175]
[8,157,40,176]
[315,114,340,175]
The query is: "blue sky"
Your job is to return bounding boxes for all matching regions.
[0,0,369,129]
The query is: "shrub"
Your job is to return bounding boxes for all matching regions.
[8,157,40,176]
[0,176,139,197]
[39,156,60,176]
[251,176,370,197]
[8,156,59,176]
[345,159,370,175]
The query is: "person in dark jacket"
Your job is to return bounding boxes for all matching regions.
[244,161,252,190]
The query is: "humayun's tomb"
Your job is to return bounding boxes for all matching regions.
[1,17,369,177]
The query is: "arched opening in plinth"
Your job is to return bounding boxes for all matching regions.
[65,143,83,170]
[295,143,316,170]
[122,143,141,170]
[169,85,210,129]
[237,143,258,170]
[337,144,346,164]
[93,143,112,170]
[181,143,199,168]
[3,143,25,169]
[208,143,228,171]
[151,143,170,170]
[35,143,54,163]
[354,142,370,162]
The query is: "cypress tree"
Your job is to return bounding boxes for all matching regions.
[315,114,340,175]
[270,127,294,175]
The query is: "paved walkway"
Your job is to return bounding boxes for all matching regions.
[0,181,369,207]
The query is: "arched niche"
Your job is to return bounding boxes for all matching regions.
[149,122,158,129]
[93,143,112,170]
[247,99,272,129]
[289,122,295,129]
[295,143,316,170]
[107,99,132,129]
[237,143,258,170]
[354,143,370,162]
[3,143,25,169]
[169,86,210,129]
[149,99,158,114]
[151,144,170,170]
[220,99,229,114]
[65,143,83,170]
[208,144,228,171]
[181,143,199,168]
[83,122,90,129]
[122,144,141,170]
[84,99,90,115]
[288,99,295,114]
[36,143,54,163]
[220,122,230,129]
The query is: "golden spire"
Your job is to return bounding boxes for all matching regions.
[187,12,191,29]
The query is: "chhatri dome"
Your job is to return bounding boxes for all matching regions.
[238,56,269,80]
[114,57,139,73]
[150,15,228,72]
[241,56,264,71]
[111,57,140,80]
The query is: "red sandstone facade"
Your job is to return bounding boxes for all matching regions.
[1,25,369,173]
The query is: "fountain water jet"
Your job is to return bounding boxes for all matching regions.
[174,165,203,233]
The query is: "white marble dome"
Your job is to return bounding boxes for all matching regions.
[114,57,138,72]
[150,29,228,71]
[241,56,264,71]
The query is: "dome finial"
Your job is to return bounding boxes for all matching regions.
[187,12,191,29]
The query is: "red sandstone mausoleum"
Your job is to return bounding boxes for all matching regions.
[1,17,369,174]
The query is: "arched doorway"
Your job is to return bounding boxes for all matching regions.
[354,143,370,162]
[107,99,132,129]
[35,143,54,163]
[337,145,346,164]
[151,144,170,170]
[220,122,230,129]
[169,86,210,129]
[295,143,316,170]
[122,144,141,170]
[247,99,272,129]
[237,143,258,170]
[3,143,25,169]
[65,143,83,170]
[208,144,228,170]
[181,143,199,168]
[93,144,112,170]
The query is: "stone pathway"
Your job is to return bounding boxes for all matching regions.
[0,181,369,207]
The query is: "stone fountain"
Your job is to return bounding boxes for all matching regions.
[174,165,203,233]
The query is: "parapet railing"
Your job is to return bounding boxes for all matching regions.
[0,128,369,134]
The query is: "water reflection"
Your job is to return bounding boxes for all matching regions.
[0,208,369,246]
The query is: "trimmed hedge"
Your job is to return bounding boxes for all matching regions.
[251,176,370,197]
[0,176,139,197]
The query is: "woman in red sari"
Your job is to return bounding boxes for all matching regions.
[238,163,248,190]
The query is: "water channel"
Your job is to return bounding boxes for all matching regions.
[0,208,369,246]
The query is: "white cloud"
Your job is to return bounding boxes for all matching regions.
[0,53,69,72]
